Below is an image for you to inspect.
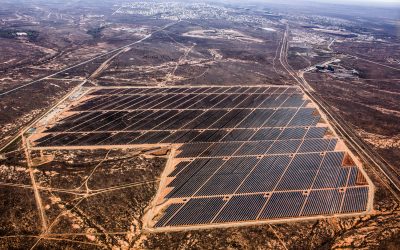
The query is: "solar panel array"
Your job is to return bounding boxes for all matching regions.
[33,86,315,147]
[31,86,370,228]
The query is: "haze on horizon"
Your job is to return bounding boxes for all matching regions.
[311,0,400,6]
[220,0,400,7]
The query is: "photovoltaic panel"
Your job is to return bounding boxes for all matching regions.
[327,139,338,151]
[155,203,184,227]
[341,187,368,213]
[237,109,275,128]
[347,167,362,187]
[277,127,307,140]
[183,110,228,129]
[235,141,273,156]
[176,143,212,158]
[281,94,306,108]
[161,130,195,143]
[263,109,297,127]
[237,155,291,193]
[30,86,371,228]
[166,197,226,226]
[267,139,301,154]
[214,194,267,223]
[221,129,257,142]
[200,142,243,157]
[297,138,330,153]
[195,158,226,176]
[167,174,212,198]
[174,130,202,143]
[250,128,282,141]
[288,108,319,127]
[276,153,323,191]
[211,109,253,129]
[301,189,344,216]
[195,173,248,196]
[167,159,210,187]
[313,167,349,189]
[195,129,228,143]
[168,161,191,177]
[215,157,259,175]
[321,151,344,169]
[259,191,306,219]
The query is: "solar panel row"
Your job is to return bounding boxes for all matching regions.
[260,191,305,219]
[175,139,336,158]
[89,86,297,96]
[276,153,322,191]
[165,197,226,226]
[154,203,183,227]
[39,125,328,145]
[237,155,290,193]
[166,152,364,198]
[168,161,191,177]
[214,194,267,223]
[43,107,319,134]
[341,187,369,213]
[156,186,369,227]
[72,91,305,112]
[302,189,343,216]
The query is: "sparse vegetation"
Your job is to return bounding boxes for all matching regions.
[0,29,39,41]
[87,26,106,39]
[0,0,399,249]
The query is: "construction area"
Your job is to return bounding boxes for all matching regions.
[26,85,373,231]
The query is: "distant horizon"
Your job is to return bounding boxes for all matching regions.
[216,0,400,7]
[310,0,400,7]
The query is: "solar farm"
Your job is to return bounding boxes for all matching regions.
[27,85,372,230]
